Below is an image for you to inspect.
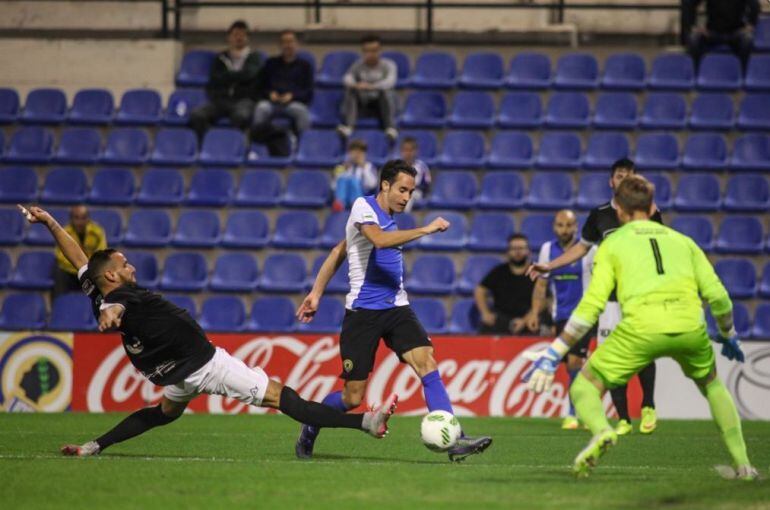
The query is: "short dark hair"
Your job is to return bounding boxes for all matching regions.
[400,137,417,148]
[88,248,119,279]
[228,20,249,33]
[361,34,381,46]
[508,233,529,245]
[379,159,417,190]
[611,157,635,177]
[280,29,296,38]
[348,139,368,152]
[615,175,654,215]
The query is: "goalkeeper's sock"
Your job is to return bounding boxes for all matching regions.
[571,374,611,436]
[639,362,656,408]
[567,367,580,417]
[609,385,631,422]
[703,378,750,467]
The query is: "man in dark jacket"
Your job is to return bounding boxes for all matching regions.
[189,20,263,139]
[683,0,759,70]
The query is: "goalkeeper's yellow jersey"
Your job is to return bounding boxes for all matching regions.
[572,219,733,334]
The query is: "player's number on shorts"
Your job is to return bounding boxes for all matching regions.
[649,238,664,275]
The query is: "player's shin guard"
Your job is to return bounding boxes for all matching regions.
[95,404,179,452]
[571,374,611,436]
[280,386,363,430]
[639,362,656,408]
[703,378,750,467]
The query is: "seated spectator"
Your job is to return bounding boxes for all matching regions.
[252,30,314,145]
[332,139,378,212]
[474,234,537,335]
[400,137,431,212]
[53,205,106,299]
[189,20,263,140]
[338,35,398,141]
[683,0,759,70]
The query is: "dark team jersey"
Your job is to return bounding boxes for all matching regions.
[78,266,215,386]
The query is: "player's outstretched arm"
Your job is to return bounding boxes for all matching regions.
[297,240,347,323]
[18,204,88,270]
[526,242,589,281]
[359,216,449,249]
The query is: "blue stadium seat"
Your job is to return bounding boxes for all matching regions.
[648,53,694,90]
[405,255,455,295]
[88,167,134,206]
[199,296,245,332]
[319,212,348,249]
[99,128,149,165]
[247,296,296,332]
[592,92,638,130]
[744,54,770,91]
[309,89,343,128]
[436,130,485,169]
[6,126,54,164]
[496,92,542,129]
[737,94,770,131]
[477,171,525,210]
[640,93,687,130]
[185,168,234,207]
[682,133,728,171]
[244,142,292,168]
[350,129,389,165]
[399,92,446,129]
[50,293,97,331]
[272,211,320,249]
[315,51,358,87]
[527,172,574,210]
[0,88,20,124]
[723,174,770,212]
[428,171,477,210]
[24,208,67,246]
[643,172,672,210]
[297,297,345,333]
[751,303,770,339]
[164,294,196,316]
[459,52,504,89]
[673,173,721,211]
[688,93,734,130]
[198,128,245,167]
[10,251,55,289]
[21,88,66,124]
[553,54,599,90]
[150,128,198,166]
[54,127,101,165]
[90,208,124,246]
[0,293,47,330]
[730,134,770,172]
[583,132,630,170]
[258,254,307,293]
[535,132,582,170]
[449,298,480,334]
[0,252,11,286]
[172,210,220,248]
[601,53,646,90]
[382,51,411,88]
[411,51,457,89]
[505,52,551,89]
[68,89,114,125]
[221,210,269,249]
[115,89,162,125]
[160,252,208,292]
[308,256,350,294]
[714,259,756,299]
[136,168,183,206]
[392,130,438,166]
[394,212,416,231]
[176,50,217,87]
[0,166,37,203]
[455,255,501,295]
[577,173,613,210]
[715,217,764,254]
[40,167,87,204]
[410,298,447,334]
[697,54,742,91]
[448,91,495,129]
[294,129,344,167]
[234,169,282,207]
[486,132,533,170]
[282,170,330,208]
[671,216,713,252]
[634,133,680,170]
[210,253,259,292]
[467,212,515,252]
[418,211,466,250]
[163,88,207,125]
[755,17,770,51]
[706,303,751,338]
[0,209,25,246]
[520,214,554,251]
[544,92,590,129]
[760,263,770,298]
[123,209,172,247]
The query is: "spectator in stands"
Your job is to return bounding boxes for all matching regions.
[400,137,432,212]
[53,205,106,299]
[252,30,314,144]
[189,20,263,140]
[682,0,759,70]
[474,234,537,335]
[332,139,378,212]
[337,35,398,141]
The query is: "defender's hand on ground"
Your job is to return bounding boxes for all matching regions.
[296,293,320,323]
[424,217,450,235]
[715,333,745,363]
[525,263,550,281]
[522,348,560,393]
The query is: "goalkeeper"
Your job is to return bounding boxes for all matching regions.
[523,175,757,480]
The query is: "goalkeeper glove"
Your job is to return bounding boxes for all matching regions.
[715,330,745,363]
[522,338,571,393]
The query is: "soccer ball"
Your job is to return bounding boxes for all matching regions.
[420,410,461,452]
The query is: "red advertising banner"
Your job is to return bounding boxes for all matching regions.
[72,333,634,417]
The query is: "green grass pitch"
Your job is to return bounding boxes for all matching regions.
[1,413,768,509]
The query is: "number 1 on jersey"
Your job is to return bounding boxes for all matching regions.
[649,238,664,275]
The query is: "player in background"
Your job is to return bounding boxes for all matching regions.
[523,176,757,480]
[524,210,594,430]
[527,158,659,436]
[295,159,492,462]
[18,204,397,457]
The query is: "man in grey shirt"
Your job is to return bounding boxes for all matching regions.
[338,35,398,141]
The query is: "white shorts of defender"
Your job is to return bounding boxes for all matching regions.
[597,302,622,345]
[163,347,269,406]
